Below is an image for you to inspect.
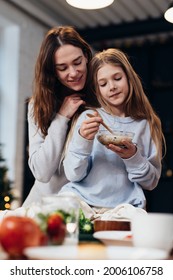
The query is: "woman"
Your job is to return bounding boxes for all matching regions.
[22,26,98,207]
[60,48,165,218]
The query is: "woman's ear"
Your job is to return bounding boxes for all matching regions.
[83,53,88,63]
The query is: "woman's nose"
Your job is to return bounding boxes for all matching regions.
[68,66,78,77]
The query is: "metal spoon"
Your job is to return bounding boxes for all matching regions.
[86,113,114,135]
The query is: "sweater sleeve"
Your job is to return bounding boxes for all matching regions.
[122,140,161,191]
[28,102,70,183]
[63,112,94,182]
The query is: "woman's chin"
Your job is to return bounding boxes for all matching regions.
[70,83,85,92]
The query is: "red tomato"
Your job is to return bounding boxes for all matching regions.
[47,213,66,245]
[0,216,42,257]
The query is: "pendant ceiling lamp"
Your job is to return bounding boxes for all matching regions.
[164,2,173,23]
[66,0,114,10]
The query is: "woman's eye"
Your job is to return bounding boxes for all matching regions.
[74,60,82,66]
[55,61,82,72]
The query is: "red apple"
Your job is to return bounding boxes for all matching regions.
[47,213,66,245]
[0,216,42,257]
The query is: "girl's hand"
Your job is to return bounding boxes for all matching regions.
[79,111,102,140]
[107,140,137,159]
[58,94,85,119]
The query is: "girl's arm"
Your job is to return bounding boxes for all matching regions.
[63,111,101,182]
[63,130,93,182]
[107,120,161,191]
[122,140,161,191]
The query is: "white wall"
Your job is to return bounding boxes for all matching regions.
[0,22,20,181]
[0,1,48,205]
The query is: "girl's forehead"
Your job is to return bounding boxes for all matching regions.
[97,64,123,77]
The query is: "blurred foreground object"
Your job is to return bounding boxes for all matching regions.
[0,216,43,257]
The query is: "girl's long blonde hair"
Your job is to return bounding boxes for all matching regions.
[89,48,166,158]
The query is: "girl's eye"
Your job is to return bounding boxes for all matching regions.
[114,76,121,81]
[99,83,106,87]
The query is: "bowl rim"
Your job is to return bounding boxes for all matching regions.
[97,130,135,137]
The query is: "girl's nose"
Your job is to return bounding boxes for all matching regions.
[109,81,117,90]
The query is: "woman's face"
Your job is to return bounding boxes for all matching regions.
[97,63,129,116]
[54,44,88,91]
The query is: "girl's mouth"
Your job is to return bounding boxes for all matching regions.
[109,92,120,98]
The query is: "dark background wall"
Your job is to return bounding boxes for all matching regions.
[117,37,173,213]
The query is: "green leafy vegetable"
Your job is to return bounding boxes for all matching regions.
[79,208,93,234]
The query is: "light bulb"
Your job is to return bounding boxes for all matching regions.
[164,4,173,23]
[66,0,114,10]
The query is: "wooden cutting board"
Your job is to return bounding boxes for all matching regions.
[94,220,131,231]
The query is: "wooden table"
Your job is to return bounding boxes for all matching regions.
[4,241,173,260]
[77,242,173,260]
[77,242,107,259]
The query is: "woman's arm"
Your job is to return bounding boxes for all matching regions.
[28,102,69,183]
[28,95,85,183]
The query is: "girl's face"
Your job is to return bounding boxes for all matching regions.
[97,63,129,116]
[54,44,88,91]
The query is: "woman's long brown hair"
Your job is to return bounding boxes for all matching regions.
[31,26,98,136]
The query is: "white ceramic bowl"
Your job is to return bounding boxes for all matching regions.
[131,212,173,251]
[97,130,135,148]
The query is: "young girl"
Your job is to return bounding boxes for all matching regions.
[60,48,165,215]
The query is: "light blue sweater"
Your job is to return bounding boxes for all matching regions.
[61,108,161,209]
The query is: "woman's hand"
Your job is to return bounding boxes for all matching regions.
[107,140,137,159]
[79,111,102,140]
[58,94,85,119]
